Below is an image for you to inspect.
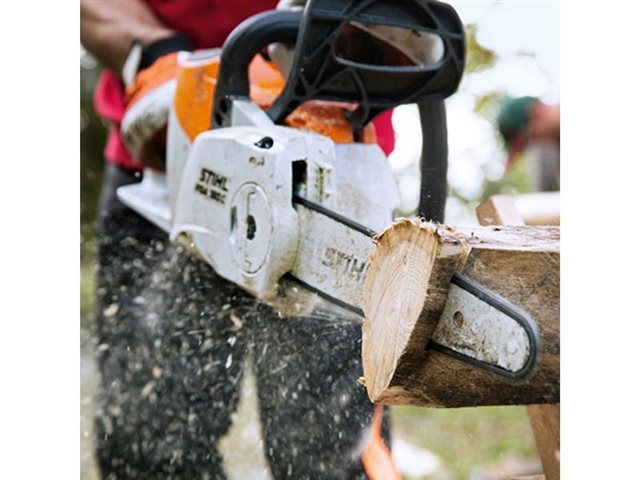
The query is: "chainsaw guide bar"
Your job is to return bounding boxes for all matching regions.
[286,195,538,380]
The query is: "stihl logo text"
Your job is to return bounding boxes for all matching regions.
[322,247,367,281]
[195,168,228,205]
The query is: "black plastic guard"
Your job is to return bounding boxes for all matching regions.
[212,0,465,132]
[267,0,465,132]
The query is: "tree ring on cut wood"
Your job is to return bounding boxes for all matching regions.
[362,219,469,402]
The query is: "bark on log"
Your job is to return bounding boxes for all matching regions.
[361,219,559,407]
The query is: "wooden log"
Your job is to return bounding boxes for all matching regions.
[477,194,526,226]
[361,219,559,407]
[514,192,560,226]
[477,194,560,480]
[478,193,560,226]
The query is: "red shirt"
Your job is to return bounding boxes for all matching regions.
[93,0,394,170]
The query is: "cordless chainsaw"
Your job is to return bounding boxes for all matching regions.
[118,0,539,382]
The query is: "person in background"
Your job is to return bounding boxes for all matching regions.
[80,1,398,478]
[498,96,560,191]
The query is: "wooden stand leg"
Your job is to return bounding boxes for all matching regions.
[527,404,560,480]
[477,195,560,480]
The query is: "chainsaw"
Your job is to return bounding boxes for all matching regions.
[118,0,538,381]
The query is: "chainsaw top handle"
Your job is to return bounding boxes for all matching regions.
[212,0,465,135]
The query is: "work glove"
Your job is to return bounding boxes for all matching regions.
[120,35,192,170]
[270,0,444,77]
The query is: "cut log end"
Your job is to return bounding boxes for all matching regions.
[362,218,559,406]
[362,219,468,402]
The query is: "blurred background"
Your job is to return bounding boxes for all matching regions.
[81,1,559,478]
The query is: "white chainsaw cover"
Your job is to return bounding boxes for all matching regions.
[170,125,335,300]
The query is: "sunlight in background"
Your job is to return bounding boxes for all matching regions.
[389,0,559,223]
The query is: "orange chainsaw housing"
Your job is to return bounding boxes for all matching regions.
[174,53,377,144]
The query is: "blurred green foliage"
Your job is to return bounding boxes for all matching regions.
[80,56,105,264]
[81,263,96,328]
[483,154,533,197]
[81,55,105,329]
[464,24,496,75]
[463,25,533,210]
[392,405,538,479]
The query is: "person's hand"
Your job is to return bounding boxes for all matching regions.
[121,35,192,170]
[120,52,180,170]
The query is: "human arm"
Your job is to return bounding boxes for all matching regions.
[81,0,194,169]
[80,0,175,74]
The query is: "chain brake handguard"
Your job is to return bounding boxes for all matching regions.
[212,0,465,133]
